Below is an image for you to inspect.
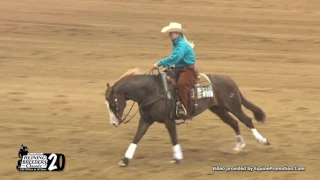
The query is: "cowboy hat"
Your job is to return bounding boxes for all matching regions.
[161,22,187,34]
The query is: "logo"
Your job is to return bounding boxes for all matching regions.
[16,144,66,171]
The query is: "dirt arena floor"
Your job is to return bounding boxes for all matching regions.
[1,0,319,179]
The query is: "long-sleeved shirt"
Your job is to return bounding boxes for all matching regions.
[157,35,195,68]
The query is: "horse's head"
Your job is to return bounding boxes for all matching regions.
[105,83,127,127]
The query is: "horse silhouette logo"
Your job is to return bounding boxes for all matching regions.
[17,144,29,171]
[18,144,28,158]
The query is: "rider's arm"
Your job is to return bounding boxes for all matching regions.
[157,45,185,68]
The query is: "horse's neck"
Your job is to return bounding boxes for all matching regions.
[116,75,158,103]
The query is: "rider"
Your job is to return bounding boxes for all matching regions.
[152,22,196,119]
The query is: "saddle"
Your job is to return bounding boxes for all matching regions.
[160,67,214,120]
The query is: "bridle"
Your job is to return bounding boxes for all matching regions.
[110,68,160,125]
[110,97,138,125]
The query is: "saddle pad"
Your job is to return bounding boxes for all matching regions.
[196,86,214,99]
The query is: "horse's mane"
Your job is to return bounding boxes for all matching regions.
[114,68,144,85]
[105,68,159,98]
[106,68,144,98]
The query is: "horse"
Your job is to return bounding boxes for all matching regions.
[104,68,270,167]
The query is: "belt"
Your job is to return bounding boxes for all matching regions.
[175,64,195,69]
[185,64,195,69]
[182,65,196,71]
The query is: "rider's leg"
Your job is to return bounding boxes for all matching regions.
[177,68,195,118]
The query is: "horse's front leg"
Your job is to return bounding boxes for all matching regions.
[119,117,153,167]
[165,118,183,164]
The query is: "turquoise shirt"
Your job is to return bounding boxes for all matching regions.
[157,35,195,68]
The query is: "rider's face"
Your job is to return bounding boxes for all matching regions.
[169,32,180,40]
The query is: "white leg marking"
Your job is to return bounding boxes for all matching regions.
[124,143,137,159]
[251,128,267,144]
[173,144,183,160]
[233,135,246,151]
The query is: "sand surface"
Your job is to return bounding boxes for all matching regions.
[1,0,319,179]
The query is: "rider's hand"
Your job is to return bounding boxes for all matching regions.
[153,63,159,69]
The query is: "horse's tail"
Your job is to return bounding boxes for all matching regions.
[240,92,266,123]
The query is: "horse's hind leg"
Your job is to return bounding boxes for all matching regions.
[225,95,270,145]
[209,106,246,151]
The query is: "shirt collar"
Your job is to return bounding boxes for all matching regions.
[172,35,182,45]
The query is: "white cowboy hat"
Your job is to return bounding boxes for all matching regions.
[161,22,187,34]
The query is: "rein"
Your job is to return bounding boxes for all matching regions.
[120,68,160,125]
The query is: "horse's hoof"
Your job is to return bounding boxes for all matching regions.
[233,143,246,152]
[233,148,240,152]
[233,147,244,152]
[264,138,271,145]
[118,157,129,167]
[170,158,180,164]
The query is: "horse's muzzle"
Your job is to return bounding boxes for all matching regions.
[111,116,121,127]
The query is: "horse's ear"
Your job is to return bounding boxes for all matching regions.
[106,83,110,88]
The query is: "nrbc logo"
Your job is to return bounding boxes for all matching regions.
[16,144,66,171]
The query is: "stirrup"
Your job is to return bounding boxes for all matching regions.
[176,103,187,117]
